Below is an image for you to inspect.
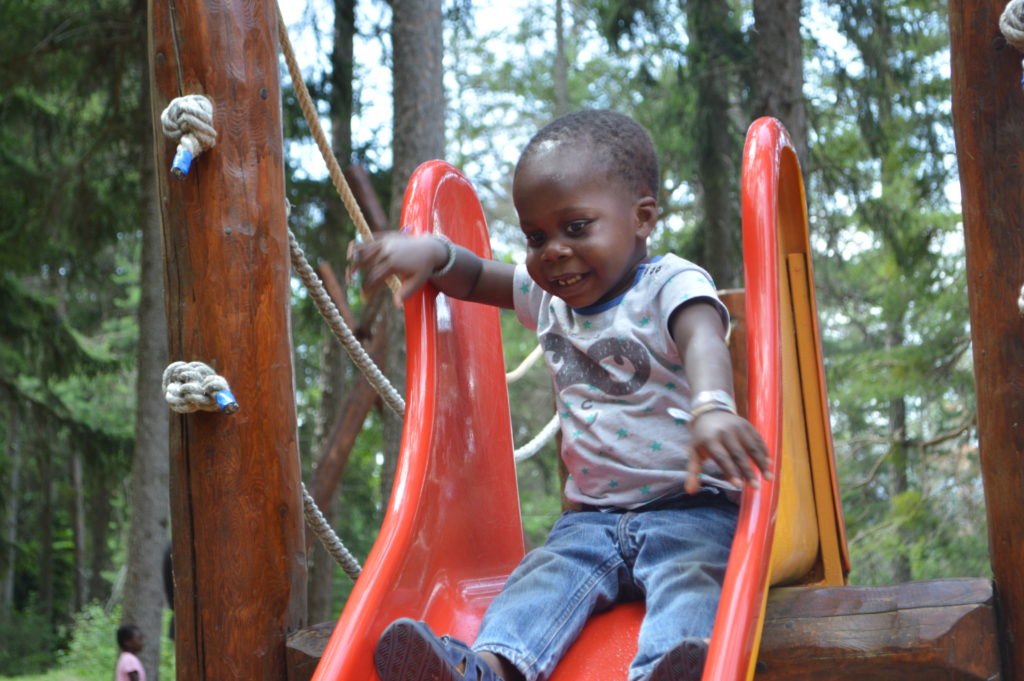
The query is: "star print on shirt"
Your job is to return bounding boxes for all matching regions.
[520,282,531,294]
[616,428,629,439]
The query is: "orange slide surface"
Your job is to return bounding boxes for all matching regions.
[311,117,845,681]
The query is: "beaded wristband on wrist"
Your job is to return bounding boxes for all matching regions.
[689,389,737,421]
[430,234,457,278]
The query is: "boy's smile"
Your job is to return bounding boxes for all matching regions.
[513,144,658,309]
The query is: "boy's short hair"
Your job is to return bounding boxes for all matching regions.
[117,624,141,649]
[518,109,659,198]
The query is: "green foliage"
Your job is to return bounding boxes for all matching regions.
[0,0,143,659]
[0,603,61,675]
[807,0,982,584]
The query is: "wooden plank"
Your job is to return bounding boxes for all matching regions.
[758,579,1000,681]
[948,2,1024,678]
[288,579,999,681]
[148,2,306,680]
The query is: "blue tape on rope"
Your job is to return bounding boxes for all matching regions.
[171,148,193,180]
[215,389,239,414]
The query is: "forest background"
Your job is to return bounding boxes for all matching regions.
[0,0,984,679]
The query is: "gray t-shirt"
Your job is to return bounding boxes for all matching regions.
[513,254,735,508]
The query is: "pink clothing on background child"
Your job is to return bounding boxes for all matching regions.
[115,651,146,681]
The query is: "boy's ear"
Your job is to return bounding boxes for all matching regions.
[634,196,659,238]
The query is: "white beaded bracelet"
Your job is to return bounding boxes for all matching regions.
[689,389,737,420]
[430,234,457,278]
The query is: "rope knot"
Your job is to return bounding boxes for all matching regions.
[162,361,239,414]
[160,95,217,180]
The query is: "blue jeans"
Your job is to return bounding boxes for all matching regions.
[472,489,737,681]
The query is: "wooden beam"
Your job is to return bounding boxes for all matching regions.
[949,2,1024,678]
[757,578,999,680]
[149,2,305,680]
[287,579,998,681]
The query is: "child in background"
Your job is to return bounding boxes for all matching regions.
[114,624,146,681]
[351,110,769,681]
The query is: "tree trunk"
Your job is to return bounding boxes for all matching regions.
[752,0,807,170]
[687,0,742,288]
[38,422,53,624]
[383,0,445,501]
[888,392,912,583]
[86,474,113,606]
[122,23,171,677]
[70,449,86,611]
[1,398,21,618]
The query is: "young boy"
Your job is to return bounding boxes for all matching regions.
[115,624,146,681]
[351,110,769,681]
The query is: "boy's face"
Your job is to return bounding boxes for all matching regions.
[125,630,144,653]
[513,143,657,308]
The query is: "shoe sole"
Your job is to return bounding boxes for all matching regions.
[647,639,707,681]
[374,619,461,681]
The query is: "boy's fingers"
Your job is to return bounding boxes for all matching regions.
[722,432,759,488]
[703,441,743,488]
[741,426,772,478]
[396,274,427,306]
[686,454,704,494]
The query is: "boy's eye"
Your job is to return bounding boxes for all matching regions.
[566,220,589,235]
[525,232,545,248]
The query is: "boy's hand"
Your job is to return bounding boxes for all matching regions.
[347,233,448,306]
[686,411,770,494]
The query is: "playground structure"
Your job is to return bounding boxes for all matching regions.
[148,1,1021,680]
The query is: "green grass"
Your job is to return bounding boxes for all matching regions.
[0,672,90,681]
[0,604,175,681]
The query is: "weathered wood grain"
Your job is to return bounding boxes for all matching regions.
[149,2,306,679]
[949,2,1024,678]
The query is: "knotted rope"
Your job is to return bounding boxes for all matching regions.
[161,360,365,577]
[1000,0,1024,86]
[162,361,239,414]
[160,95,217,180]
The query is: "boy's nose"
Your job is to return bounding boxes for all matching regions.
[542,239,571,261]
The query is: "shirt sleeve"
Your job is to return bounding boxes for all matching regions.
[512,264,544,331]
[660,264,730,333]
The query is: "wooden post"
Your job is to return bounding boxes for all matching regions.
[148,2,306,680]
[949,2,1024,678]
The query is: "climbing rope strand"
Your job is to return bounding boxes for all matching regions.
[289,230,406,415]
[513,413,560,463]
[302,483,362,581]
[506,345,544,384]
[276,8,400,295]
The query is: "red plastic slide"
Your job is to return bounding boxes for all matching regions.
[312,118,824,681]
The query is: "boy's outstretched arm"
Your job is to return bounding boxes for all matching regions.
[670,300,771,494]
[349,233,515,309]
